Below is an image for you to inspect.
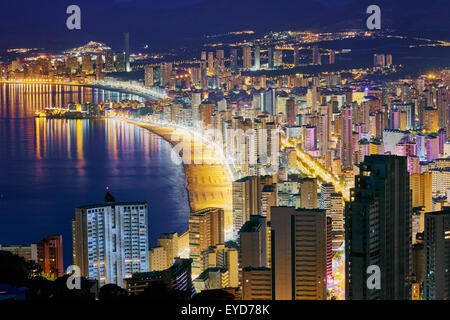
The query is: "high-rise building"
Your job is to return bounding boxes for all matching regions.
[341,106,353,169]
[149,246,167,271]
[410,172,433,213]
[115,52,126,72]
[239,215,268,269]
[242,267,272,300]
[261,88,277,116]
[189,208,225,277]
[232,176,260,234]
[423,107,438,132]
[319,186,345,249]
[105,51,115,72]
[207,52,214,74]
[437,87,449,130]
[386,54,393,67]
[293,46,299,66]
[254,45,261,70]
[199,103,214,129]
[243,46,252,70]
[329,51,335,64]
[216,49,225,71]
[160,62,173,87]
[374,54,386,68]
[261,185,277,220]
[95,55,103,81]
[72,193,149,288]
[271,207,328,300]
[158,232,179,269]
[273,50,283,67]
[124,32,131,72]
[144,66,154,87]
[424,209,450,300]
[345,155,412,300]
[201,244,238,287]
[81,55,93,74]
[300,178,318,209]
[230,49,238,72]
[286,98,296,126]
[318,113,329,156]
[312,46,321,65]
[268,47,274,69]
[36,235,64,278]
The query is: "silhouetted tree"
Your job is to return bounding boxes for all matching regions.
[0,251,41,286]
[132,280,190,300]
[99,283,128,300]
[192,289,235,300]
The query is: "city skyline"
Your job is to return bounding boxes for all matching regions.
[0,0,449,304]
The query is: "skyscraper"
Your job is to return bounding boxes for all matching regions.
[341,106,353,169]
[81,54,93,74]
[312,46,321,65]
[95,55,103,81]
[115,52,126,72]
[318,113,329,156]
[293,46,299,66]
[329,51,335,64]
[160,62,173,87]
[207,51,214,74]
[189,207,225,277]
[230,49,238,72]
[374,54,386,68]
[268,47,274,69]
[286,98,296,126]
[424,209,450,300]
[105,51,115,72]
[261,88,277,116]
[254,45,261,70]
[124,32,131,72]
[239,215,268,269]
[242,267,273,300]
[271,207,327,300]
[72,194,149,288]
[300,178,318,209]
[243,46,252,70]
[273,50,283,67]
[232,176,260,234]
[144,66,154,87]
[345,155,412,300]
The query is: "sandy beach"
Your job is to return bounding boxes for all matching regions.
[127,121,234,238]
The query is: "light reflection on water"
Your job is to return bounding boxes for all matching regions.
[0,83,190,267]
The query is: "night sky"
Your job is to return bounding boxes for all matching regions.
[0,0,355,50]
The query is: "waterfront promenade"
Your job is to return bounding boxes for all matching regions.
[127,120,234,240]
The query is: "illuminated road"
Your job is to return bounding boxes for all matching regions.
[281,134,350,201]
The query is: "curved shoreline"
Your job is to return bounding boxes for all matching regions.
[126,120,233,239]
[6,80,234,238]
[0,80,154,100]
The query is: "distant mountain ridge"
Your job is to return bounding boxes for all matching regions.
[300,0,450,39]
[0,0,449,50]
